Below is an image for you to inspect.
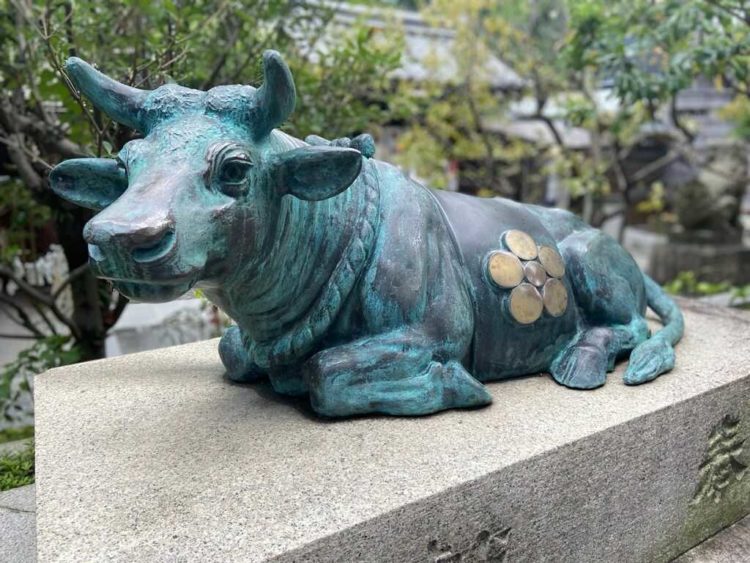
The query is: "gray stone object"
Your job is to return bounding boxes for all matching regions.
[623,227,750,286]
[650,240,750,285]
[0,485,36,563]
[35,300,750,562]
[7,484,749,562]
[676,514,750,563]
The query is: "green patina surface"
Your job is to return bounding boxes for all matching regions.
[50,51,684,418]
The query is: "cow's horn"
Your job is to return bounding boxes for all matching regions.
[65,57,150,133]
[253,50,296,140]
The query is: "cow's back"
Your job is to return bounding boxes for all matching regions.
[430,190,579,380]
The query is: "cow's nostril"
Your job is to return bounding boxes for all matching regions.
[132,230,176,264]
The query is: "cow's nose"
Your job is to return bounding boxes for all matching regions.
[84,217,176,264]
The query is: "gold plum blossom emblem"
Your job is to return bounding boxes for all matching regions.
[487,230,568,324]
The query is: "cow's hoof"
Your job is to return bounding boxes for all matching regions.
[551,341,608,390]
[624,336,675,385]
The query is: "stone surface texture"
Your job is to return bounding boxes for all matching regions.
[35,299,750,562]
[5,487,750,563]
[0,439,32,456]
[0,485,36,563]
[676,514,750,563]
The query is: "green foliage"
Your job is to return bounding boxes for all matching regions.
[0,426,34,445]
[664,271,730,297]
[393,0,547,195]
[730,284,750,309]
[636,181,666,215]
[720,94,750,140]
[0,441,34,492]
[566,0,750,107]
[1,1,403,154]
[1,0,403,360]
[0,336,80,425]
[663,271,750,308]
[289,24,403,138]
[0,179,52,263]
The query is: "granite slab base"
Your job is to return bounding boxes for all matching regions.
[0,485,36,563]
[675,513,750,562]
[35,300,750,562]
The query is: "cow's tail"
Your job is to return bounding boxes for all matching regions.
[624,274,684,385]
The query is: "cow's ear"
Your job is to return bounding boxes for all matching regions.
[49,158,128,211]
[272,146,362,201]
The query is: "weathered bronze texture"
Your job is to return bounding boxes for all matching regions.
[50,51,684,418]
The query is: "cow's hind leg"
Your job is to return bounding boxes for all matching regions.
[551,321,649,389]
[550,230,650,389]
[304,329,491,417]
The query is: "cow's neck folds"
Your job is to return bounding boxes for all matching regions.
[216,159,379,369]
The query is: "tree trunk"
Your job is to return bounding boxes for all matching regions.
[56,208,107,360]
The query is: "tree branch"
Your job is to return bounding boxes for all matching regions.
[702,0,750,26]
[7,108,86,158]
[0,266,81,339]
[103,292,129,331]
[670,96,695,143]
[0,333,38,340]
[630,150,680,183]
[52,263,89,300]
[463,83,515,196]
[0,97,46,193]
[0,295,45,339]
[29,299,59,335]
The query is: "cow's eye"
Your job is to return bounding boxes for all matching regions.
[218,158,250,185]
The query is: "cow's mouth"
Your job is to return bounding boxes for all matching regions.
[89,256,199,291]
[94,269,198,287]
[102,273,199,303]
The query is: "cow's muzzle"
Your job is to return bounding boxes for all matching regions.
[84,215,179,276]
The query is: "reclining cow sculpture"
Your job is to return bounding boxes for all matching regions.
[50,51,684,418]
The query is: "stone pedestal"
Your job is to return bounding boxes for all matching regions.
[35,300,750,562]
[0,485,35,563]
[651,240,750,285]
[623,226,750,284]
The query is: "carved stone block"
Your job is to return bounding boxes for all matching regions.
[34,300,749,562]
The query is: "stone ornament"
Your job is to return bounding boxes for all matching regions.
[49,50,684,418]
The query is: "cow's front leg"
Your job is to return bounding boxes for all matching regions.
[218,325,265,383]
[305,330,492,417]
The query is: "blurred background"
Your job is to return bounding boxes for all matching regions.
[1,0,750,440]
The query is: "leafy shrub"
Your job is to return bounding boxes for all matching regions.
[664,271,750,308]
[0,426,34,445]
[664,271,731,297]
[0,441,34,492]
[0,336,80,429]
